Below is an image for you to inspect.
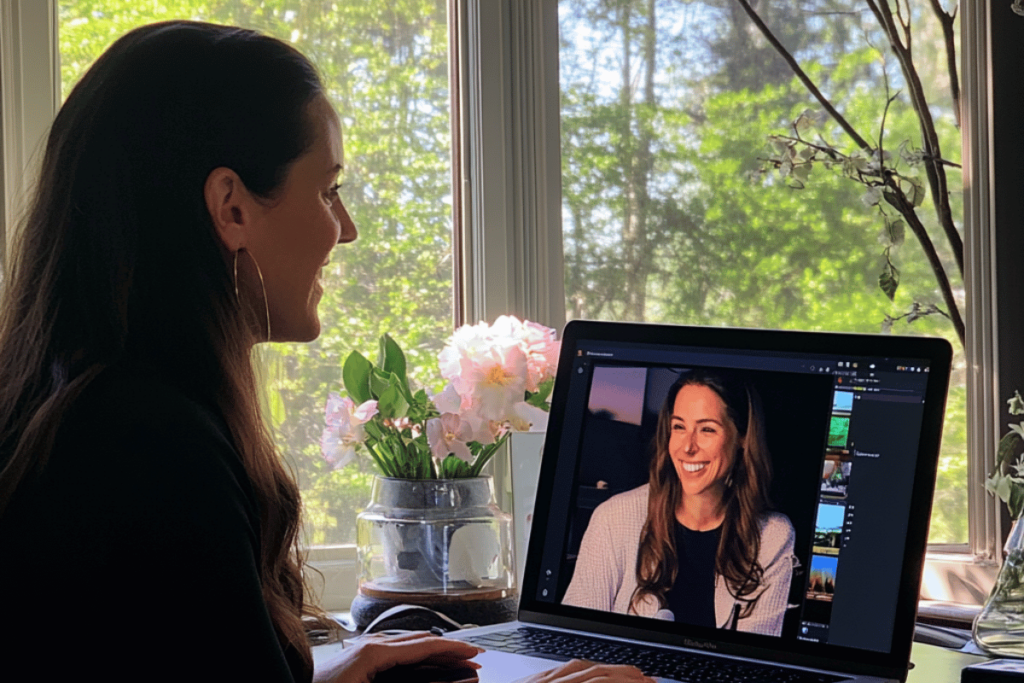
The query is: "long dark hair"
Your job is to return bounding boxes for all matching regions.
[0,21,325,670]
[631,369,774,618]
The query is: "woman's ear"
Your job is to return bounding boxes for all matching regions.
[204,167,252,252]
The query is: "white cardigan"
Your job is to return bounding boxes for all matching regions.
[562,484,796,636]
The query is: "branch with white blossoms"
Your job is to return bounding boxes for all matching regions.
[986,391,1024,520]
[321,317,559,480]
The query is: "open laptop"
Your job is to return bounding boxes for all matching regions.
[450,320,953,683]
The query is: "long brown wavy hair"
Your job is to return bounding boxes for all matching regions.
[631,369,774,619]
[0,21,331,673]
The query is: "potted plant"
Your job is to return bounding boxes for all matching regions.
[320,316,558,626]
[974,391,1024,656]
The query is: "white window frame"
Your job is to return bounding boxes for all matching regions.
[0,0,59,262]
[0,0,1010,614]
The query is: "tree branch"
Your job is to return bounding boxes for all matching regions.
[735,0,871,150]
[867,0,963,277]
[928,0,960,129]
[883,182,965,345]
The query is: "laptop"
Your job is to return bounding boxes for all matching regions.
[450,320,953,683]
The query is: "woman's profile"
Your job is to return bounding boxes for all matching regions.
[563,369,796,636]
[0,20,653,683]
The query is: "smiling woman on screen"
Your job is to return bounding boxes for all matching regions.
[563,369,796,636]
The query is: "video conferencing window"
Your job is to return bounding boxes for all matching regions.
[537,345,931,654]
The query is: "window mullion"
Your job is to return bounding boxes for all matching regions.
[0,0,59,262]
[458,0,565,332]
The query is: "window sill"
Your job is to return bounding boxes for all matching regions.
[920,551,997,614]
[305,544,358,613]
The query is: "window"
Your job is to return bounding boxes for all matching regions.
[0,0,1014,611]
[558,0,967,546]
[55,0,455,554]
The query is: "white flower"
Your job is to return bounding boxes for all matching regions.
[320,393,378,470]
[1009,391,1024,416]
[509,401,550,432]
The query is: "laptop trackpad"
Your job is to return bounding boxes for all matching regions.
[473,649,673,683]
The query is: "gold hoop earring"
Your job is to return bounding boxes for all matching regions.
[233,249,272,342]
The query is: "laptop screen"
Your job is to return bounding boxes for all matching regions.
[519,321,952,677]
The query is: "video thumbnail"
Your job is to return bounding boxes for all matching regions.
[828,415,851,448]
[807,554,838,602]
[813,502,845,556]
[821,454,853,500]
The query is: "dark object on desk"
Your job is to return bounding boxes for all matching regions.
[914,622,972,649]
[351,589,517,629]
[363,604,468,634]
[373,664,480,683]
[963,659,1024,682]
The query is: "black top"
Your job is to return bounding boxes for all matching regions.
[665,522,720,628]
[0,366,309,682]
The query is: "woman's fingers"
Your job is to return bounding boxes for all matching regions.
[357,632,484,672]
[515,659,654,683]
[320,633,484,683]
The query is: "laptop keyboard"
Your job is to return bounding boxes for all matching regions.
[464,627,849,683]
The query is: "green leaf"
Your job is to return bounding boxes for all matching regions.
[377,384,410,419]
[526,378,554,408]
[364,420,384,440]
[998,432,1023,469]
[439,455,472,479]
[878,264,899,301]
[887,220,905,247]
[342,351,373,403]
[997,475,1013,503]
[378,334,409,391]
[370,367,392,397]
[1010,485,1024,521]
[908,178,927,207]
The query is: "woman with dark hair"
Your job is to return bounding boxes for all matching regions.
[563,369,795,636]
[0,21,651,683]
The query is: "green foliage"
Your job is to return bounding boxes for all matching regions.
[560,0,966,541]
[60,0,453,544]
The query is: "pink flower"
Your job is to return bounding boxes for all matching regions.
[427,413,475,463]
[320,393,378,469]
[439,331,528,422]
[432,383,462,414]
[521,321,559,391]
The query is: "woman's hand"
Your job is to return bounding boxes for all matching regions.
[315,631,483,683]
[514,659,655,683]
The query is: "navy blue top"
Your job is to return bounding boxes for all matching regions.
[666,522,720,628]
[0,366,309,682]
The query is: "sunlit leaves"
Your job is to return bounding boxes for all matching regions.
[559,0,965,540]
[60,0,454,544]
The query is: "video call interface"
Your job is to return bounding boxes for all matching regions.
[533,340,933,655]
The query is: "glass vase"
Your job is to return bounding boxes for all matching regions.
[973,519,1024,656]
[352,475,517,627]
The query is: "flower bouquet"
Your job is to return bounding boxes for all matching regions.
[321,316,559,480]
[986,390,1024,519]
[975,390,1024,656]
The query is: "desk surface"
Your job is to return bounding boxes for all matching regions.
[909,642,986,682]
[313,638,990,682]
